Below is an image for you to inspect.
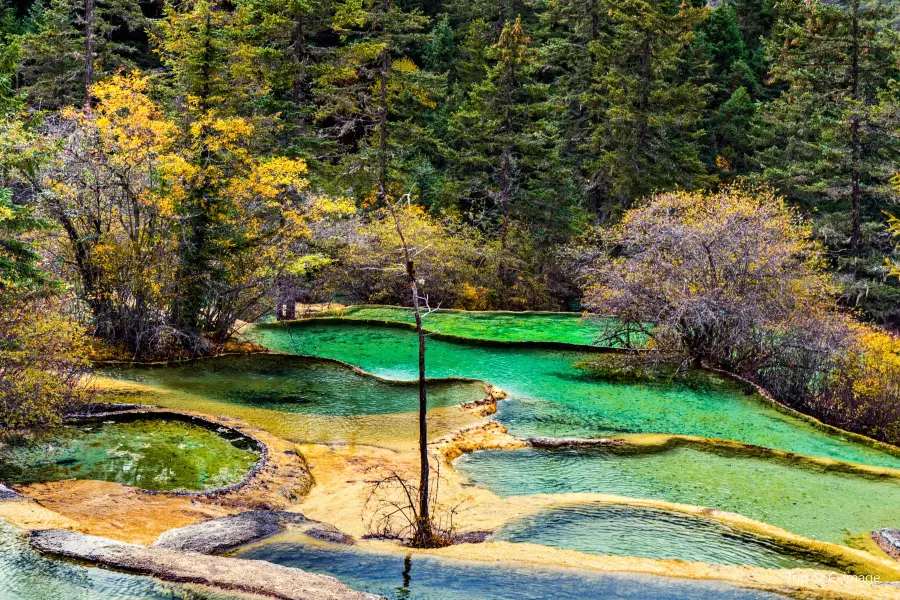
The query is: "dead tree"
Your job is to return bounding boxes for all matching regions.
[383,194,438,548]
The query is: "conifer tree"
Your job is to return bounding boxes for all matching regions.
[0,188,47,291]
[234,0,335,156]
[730,0,776,84]
[692,2,760,175]
[19,0,144,107]
[315,0,441,204]
[423,13,455,76]
[0,3,24,114]
[154,0,309,348]
[540,0,609,207]
[442,0,534,87]
[586,0,709,217]
[451,17,575,304]
[756,0,900,254]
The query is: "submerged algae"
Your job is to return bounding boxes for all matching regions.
[456,445,900,544]
[0,415,259,492]
[103,354,485,416]
[249,321,900,469]
[296,305,612,346]
[98,354,486,448]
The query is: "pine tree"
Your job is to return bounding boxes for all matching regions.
[586,0,710,217]
[19,0,144,108]
[154,0,308,347]
[233,0,335,156]
[423,13,455,75]
[708,85,757,175]
[539,0,610,209]
[451,17,576,304]
[756,0,900,253]
[315,0,441,204]
[442,0,534,87]
[0,1,28,114]
[0,188,47,291]
[730,0,776,85]
[692,2,760,175]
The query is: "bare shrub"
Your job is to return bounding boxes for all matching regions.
[363,466,460,548]
[582,186,900,445]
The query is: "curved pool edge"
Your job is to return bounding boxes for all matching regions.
[238,531,900,600]
[52,408,270,498]
[0,408,314,547]
[434,423,900,581]
[247,318,900,473]
[702,364,900,465]
[256,317,626,352]
[1,406,895,600]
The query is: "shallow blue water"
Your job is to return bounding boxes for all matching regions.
[492,503,838,569]
[455,446,900,544]
[237,538,790,600]
[0,522,236,600]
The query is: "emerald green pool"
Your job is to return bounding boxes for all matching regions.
[456,446,900,544]
[237,536,790,600]
[0,415,259,492]
[103,355,485,417]
[249,321,900,470]
[0,521,238,600]
[492,503,838,570]
[300,305,611,346]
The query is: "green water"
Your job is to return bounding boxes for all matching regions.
[103,355,484,416]
[0,521,238,600]
[249,321,900,469]
[304,305,611,346]
[237,536,789,600]
[456,446,900,544]
[0,415,259,492]
[493,503,839,570]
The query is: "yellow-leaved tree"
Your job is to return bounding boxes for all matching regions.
[5,68,343,358]
[152,0,327,351]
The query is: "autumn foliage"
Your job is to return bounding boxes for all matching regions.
[586,186,900,444]
[0,189,91,439]
[23,73,320,357]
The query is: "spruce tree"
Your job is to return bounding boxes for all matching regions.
[451,17,576,302]
[153,0,279,347]
[233,0,335,156]
[692,2,760,175]
[443,0,534,87]
[19,0,144,108]
[756,0,900,253]
[315,0,441,204]
[540,0,610,209]
[586,0,710,217]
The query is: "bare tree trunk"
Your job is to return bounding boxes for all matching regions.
[385,201,433,548]
[375,9,432,544]
[410,259,430,547]
[498,152,512,305]
[849,0,861,255]
[589,0,599,40]
[377,47,389,206]
[84,0,94,108]
[499,152,511,250]
[292,18,306,106]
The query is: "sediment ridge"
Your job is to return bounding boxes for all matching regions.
[30,528,379,600]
